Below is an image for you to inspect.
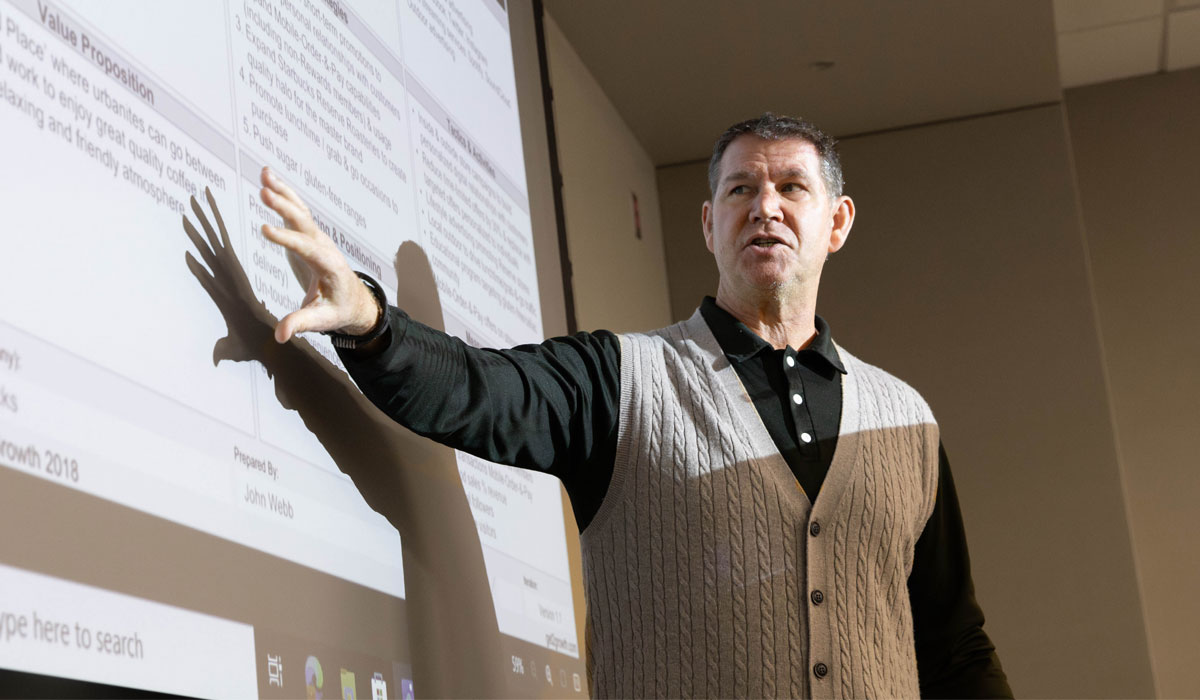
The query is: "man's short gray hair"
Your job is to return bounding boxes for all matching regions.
[707,113,844,199]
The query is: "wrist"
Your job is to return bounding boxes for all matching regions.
[341,279,383,336]
[326,273,389,349]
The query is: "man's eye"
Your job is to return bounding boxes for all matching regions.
[730,185,750,195]
[780,183,802,192]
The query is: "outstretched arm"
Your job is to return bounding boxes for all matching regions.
[252,169,621,488]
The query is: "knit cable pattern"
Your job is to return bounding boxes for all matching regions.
[583,318,937,698]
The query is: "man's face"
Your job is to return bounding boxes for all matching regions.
[702,136,853,303]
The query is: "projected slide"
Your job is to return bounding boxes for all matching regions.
[0,0,580,697]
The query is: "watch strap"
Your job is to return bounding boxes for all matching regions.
[326,272,389,350]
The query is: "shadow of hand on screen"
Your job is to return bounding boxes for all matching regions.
[182,190,513,698]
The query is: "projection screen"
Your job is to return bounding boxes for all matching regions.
[0,0,583,696]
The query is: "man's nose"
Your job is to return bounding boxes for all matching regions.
[751,189,783,223]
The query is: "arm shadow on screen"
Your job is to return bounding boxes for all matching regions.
[182,191,514,698]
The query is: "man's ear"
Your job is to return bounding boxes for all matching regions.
[702,200,715,253]
[828,195,855,254]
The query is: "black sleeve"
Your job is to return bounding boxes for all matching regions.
[908,442,1013,699]
[336,306,622,528]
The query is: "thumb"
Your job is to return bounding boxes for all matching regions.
[213,335,252,366]
[275,305,337,343]
[275,311,301,344]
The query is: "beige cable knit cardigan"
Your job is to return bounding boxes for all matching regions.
[581,310,940,699]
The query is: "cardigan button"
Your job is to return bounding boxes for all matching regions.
[809,521,821,537]
[813,662,828,678]
[811,589,824,605]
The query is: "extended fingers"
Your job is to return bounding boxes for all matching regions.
[261,222,320,260]
[190,195,222,254]
[183,215,218,273]
[260,186,314,233]
[260,167,312,224]
[185,251,220,304]
[261,223,347,283]
[205,187,232,250]
[260,166,303,204]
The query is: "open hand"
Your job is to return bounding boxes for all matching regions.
[259,167,379,342]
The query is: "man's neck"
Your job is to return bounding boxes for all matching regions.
[714,288,818,351]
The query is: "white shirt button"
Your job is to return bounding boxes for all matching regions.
[786,356,796,368]
[801,432,813,444]
[792,393,803,405]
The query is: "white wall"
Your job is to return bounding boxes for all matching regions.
[543,14,672,333]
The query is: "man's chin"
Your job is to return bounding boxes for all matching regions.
[724,279,796,303]
[742,269,797,291]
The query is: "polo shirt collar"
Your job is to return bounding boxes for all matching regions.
[699,296,846,374]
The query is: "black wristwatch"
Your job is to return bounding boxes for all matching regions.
[325,272,390,350]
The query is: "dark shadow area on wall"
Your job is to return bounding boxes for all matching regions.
[181,190,514,698]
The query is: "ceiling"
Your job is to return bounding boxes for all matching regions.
[1055,0,1200,87]
[544,0,1199,167]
